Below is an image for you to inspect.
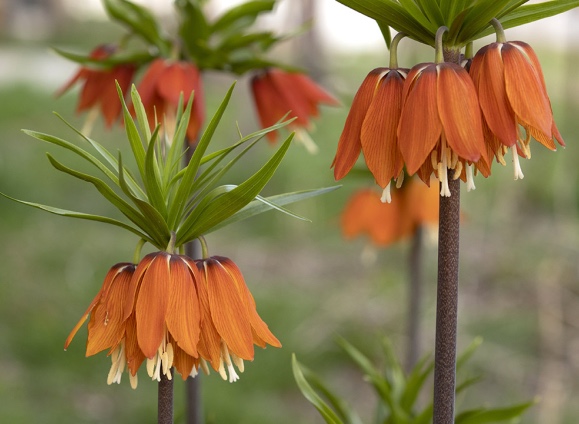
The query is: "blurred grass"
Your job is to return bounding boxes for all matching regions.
[0,15,579,424]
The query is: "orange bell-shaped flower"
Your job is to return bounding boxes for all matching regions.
[57,44,136,128]
[333,67,407,194]
[470,40,564,180]
[251,68,338,147]
[136,59,205,142]
[398,62,488,196]
[195,256,281,382]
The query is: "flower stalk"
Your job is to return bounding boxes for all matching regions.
[158,371,174,424]
[432,45,462,424]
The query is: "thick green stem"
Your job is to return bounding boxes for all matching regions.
[158,372,174,424]
[432,46,462,424]
[490,18,507,43]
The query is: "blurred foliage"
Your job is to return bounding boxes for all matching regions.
[293,337,535,424]
[0,5,579,424]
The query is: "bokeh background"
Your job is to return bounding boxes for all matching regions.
[0,0,578,423]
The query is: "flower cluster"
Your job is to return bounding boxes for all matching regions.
[333,24,563,199]
[341,178,439,247]
[65,253,280,388]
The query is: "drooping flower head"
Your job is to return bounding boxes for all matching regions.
[333,33,408,202]
[195,256,281,382]
[65,249,281,387]
[57,44,136,130]
[469,19,564,180]
[341,177,439,247]
[251,68,338,152]
[136,58,205,142]
[398,45,489,196]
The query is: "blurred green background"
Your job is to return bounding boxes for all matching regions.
[0,1,578,423]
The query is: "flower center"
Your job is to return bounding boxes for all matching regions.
[217,341,244,383]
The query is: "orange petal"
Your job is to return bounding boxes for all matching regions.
[216,257,281,348]
[502,43,552,140]
[64,263,130,350]
[361,70,405,188]
[136,59,166,110]
[135,252,171,358]
[123,253,155,321]
[251,73,281,143]
[195,261,223,370]
[172,341,198,380]
[474,44,517,147]
[398,64,442,175]
[437,63,485,163]
[86,264,135,356]
[125,313,146,376]
[333,68,387,180]
[204,258,254,360]
[269,70,313,127]
[165,256,200,357]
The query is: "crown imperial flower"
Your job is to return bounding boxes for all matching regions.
[195,256,281,382]
[469,38,564,180]
[57,44,136,129]
[251,68,338,150]
[398,61,488,196]
[137,58,205,142]
[333,67,407,200]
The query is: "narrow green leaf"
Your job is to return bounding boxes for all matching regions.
[377,22,392,49]
[455,400,535,424]
[300,365,363,424]
[414,0,445,26]
[456,0,512,44]
[52,113,147,199]
[176,0,211,59]
[163,94,194,191]
[291,355,344,424]
[398,0,439,31]
[209,186,340,232]
[118,154,170,249]
[167,83,235,228]
[175,135,292,244]
[217,31,278,53]
[446,0,472,23]
[456,337,483,371]
[131,85,152,143]
[211,0,275,33]
[143,126,168,217]
[117,83,147,184]
[103,0,168,53]
[498,1,579,33]
[335,0,435,46]
[456,375,483,394]
[400,353,434,412]
[0,192,152,243]
[44,154,154,237]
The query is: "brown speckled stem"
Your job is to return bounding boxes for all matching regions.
[158,371,174,424]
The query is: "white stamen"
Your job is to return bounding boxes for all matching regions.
[395,170,404,189]
[512,146,524,180]
[190,366,199,378]
[146,357,155,378]
[431,150,438,169]
[129,373,138,390]
[107,343,126,385]
[452,161,463,180]
[466,164,476,191]
[218,361,227,381]
[200,359,210,376]
[231,354,245,373]
[227,363,240,383]
[380,183,392,204]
